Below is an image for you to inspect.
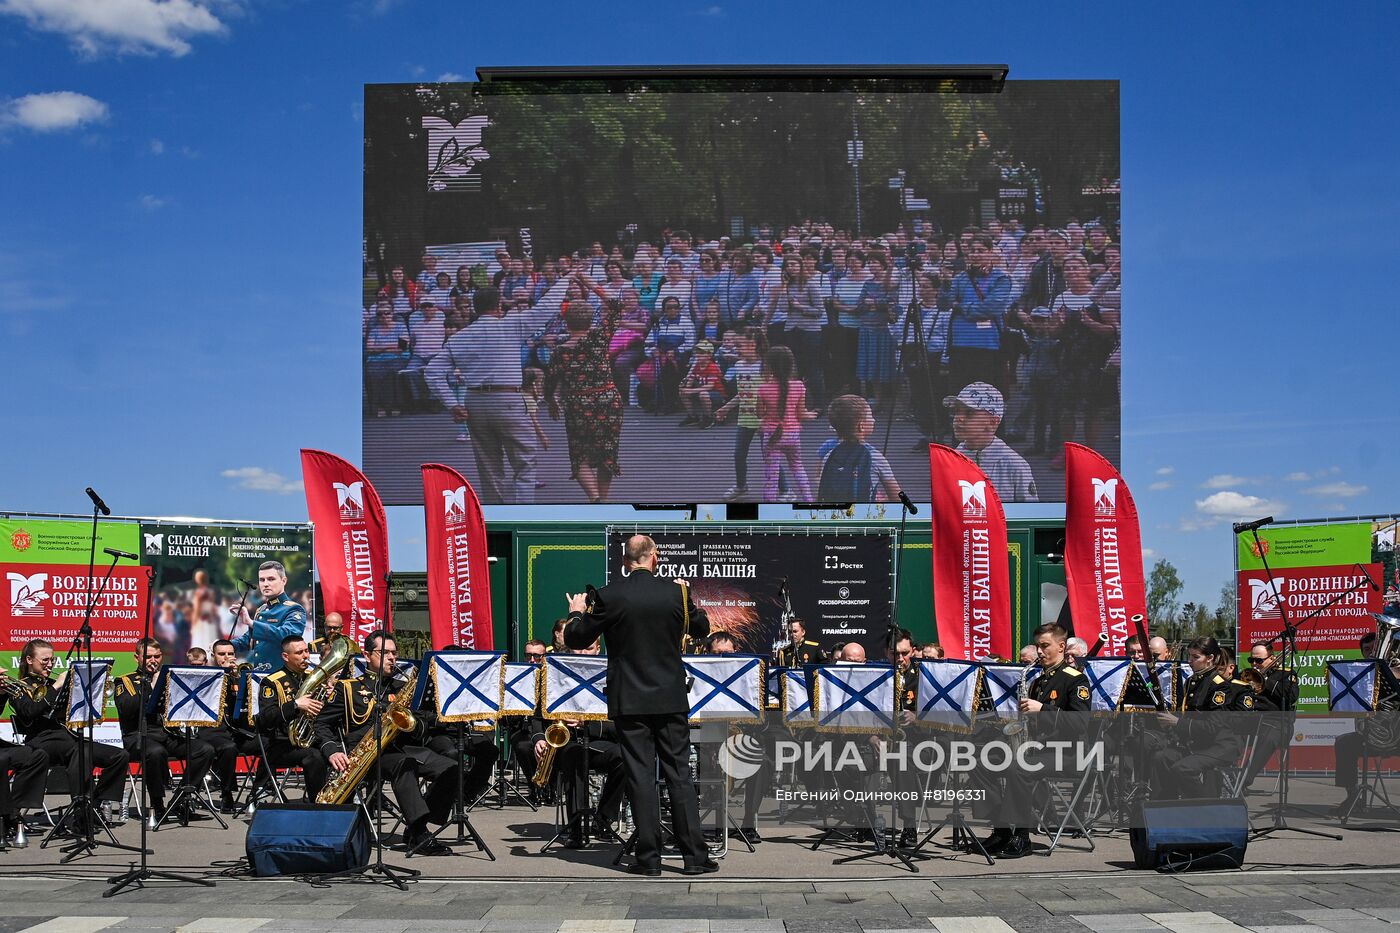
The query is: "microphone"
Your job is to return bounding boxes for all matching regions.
[897,490,919,515]
[85,487,111,516]
[1358,564,1381,592]
[104,547,139,561]
[778,576,788,599]
[1232,516,1274,535]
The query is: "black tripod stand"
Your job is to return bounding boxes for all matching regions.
[320,672,419,889]
[407,719,493,859]
[882,289,943,458]
[106,564,212,896]
[1243,523,1342,842]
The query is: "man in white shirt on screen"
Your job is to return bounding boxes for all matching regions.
[424,279,568,503]
[944,381,1038,502]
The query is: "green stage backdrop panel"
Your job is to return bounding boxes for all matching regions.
[486,520,1059,660]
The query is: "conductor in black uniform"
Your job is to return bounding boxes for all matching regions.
[562,534,716,876]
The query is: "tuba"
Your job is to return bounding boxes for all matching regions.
[288,635,355,748]
[317,666,419,805]
[1359,613,1400,752]
[531,720,571,788]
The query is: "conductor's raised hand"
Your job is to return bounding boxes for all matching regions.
[566,592,588,614]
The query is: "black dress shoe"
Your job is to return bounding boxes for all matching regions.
[408,834,452,856]
[628,863,662,876]
[979,828,1011,854]
[564,830,586,850]
[594,823,622,844]
[898,827,918,849]
[680,859,720,875]
[730,826,762,845]
[996,830,1031,859]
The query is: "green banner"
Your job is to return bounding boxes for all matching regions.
[1236,522,1371,571]
[1,519,139,565]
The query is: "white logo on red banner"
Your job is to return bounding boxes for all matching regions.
[959,480,987,518]
[334,482,365,521]
[7,572,48,617]
[1249,578,1283,620]
[1092,477,1118,517]
[443,486,467,524]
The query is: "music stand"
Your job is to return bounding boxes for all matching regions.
[486,661,540,810]
[537,654,608,853]
[43,657,142,859]
[405,651,496,859]
[1328,658,1400,824]
[807,663,911,869]
[904,660,993,865]
[152,665,228,831]
[687,654,763,854]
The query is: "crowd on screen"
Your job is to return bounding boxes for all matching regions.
[363,214,1120,504]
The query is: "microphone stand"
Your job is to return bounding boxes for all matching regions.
[105,565,212,896]
[1244,526,1342,841]
[47,548,146,862]
[321,669,418,888]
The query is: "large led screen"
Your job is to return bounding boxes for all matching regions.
[363,79,1119,505]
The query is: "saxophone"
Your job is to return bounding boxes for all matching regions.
[1002,663,1035,747]
[317,666,419,805]
[531,720,571,788]
[288,636,355,748]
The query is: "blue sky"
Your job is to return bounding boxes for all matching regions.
[2,0,1398,609]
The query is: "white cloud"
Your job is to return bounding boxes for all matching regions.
[1194,490,1286,523]
[437,72,465,83]
[1141,547,1157,559]
[1,0,229,57]
[698,4,724,14]
[1286,466,1342,482]
[1304,481,1368,498]
[221,467,302,495]
[1201,474,1254,489]
[1148,481,1173,491]
[137,193,168,211]
[148,137,163,154]
[0,91,108,132]
[1155,466,1175,476]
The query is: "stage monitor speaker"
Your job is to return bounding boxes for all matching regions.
[1130,798,1248,871]
[246,803,369,877]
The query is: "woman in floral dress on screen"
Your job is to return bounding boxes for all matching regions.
[545,274,624,503]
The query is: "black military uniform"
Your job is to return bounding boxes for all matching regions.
[113,670,216,813]
[11,672,129,807]
[984,660,1092,858]
[778,639,827,668]
[200,668,262,809]
[0,736,48,840]
[1241,666,1295,787]
[417,676,499,806]
[313,670,458,848]
[254,665,329,800]
[1151,668,1243,799]
[563,569,712,874]
[556,718,625,845]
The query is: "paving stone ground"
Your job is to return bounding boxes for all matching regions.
[0,776,1396,932]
